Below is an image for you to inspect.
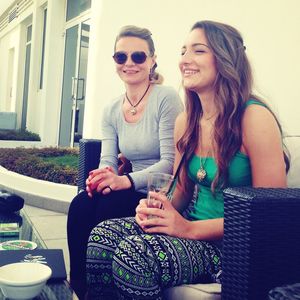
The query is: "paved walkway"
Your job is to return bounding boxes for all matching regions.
[23,205,70,279]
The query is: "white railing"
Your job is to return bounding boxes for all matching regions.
[0,0,33,33]
[18,0,33,16]
[0,165,77,214]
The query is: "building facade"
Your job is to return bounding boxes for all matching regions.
[0,0,299,148]
[0,0,92,146]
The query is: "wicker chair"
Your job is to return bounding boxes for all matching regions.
[77,139,102,193]
[78,138,300,300]
[222,187,300,300]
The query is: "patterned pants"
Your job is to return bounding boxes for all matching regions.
[86,217,222,300]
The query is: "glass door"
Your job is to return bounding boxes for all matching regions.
[59,19,90,147]
[21,25,32,130]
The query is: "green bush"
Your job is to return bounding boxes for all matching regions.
[0,147,78,185]
[0,129,41,141]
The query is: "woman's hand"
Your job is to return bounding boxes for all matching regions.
[136,192,191,238]
[86,167,113,197]
[86,167,132,197]
[135,199,148,225]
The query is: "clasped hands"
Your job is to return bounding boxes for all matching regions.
[135,191,190,238]
[86,166,130,197]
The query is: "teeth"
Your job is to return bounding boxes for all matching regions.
[184,69,198,75]
[125,70,138,74]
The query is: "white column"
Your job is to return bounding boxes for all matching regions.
[82,0,104,139]
[83,0,123,139]
[25,1,42,132]
[39,0,65,145]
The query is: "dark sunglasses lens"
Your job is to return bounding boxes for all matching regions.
[131,52,147,64]
[113,52,127,64]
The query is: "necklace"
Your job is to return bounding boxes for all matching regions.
[202,113,216,121]
[125,84,151,115]
[197,151,210,182]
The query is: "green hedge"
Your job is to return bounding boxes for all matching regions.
[0,147,78,185]
[0,129,41,141]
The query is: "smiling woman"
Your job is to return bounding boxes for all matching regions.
[83,20,289,300]
[67,25,183,299]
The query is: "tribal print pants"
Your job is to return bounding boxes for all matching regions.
[86,217,222,300]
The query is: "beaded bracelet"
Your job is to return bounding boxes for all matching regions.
[125,173,135,191]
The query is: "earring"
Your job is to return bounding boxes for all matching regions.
[149,62,157,80]
[149,66,154,79]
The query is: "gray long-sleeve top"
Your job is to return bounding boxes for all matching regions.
[99,84,183,193]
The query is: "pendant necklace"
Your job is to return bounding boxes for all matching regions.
[197,113,215,182]
[197,151,210,182]
[125,83,151,115]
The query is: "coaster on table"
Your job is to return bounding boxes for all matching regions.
[0,240,37,250]
[0,223,19,236]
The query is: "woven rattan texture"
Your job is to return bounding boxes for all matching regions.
[78,139,101,192]
[268,282,300,300]
[38,282,73,299]
[222,187,300,300]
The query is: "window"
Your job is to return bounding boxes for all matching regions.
[39,8,47,89]
[21,24,32,130]
[66,0,91,21]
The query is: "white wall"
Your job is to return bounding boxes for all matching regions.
[0,26,20,112]
[1,0,298,147]
[0,0,66,146]
[84,0,300,140]
[0,4,35,129]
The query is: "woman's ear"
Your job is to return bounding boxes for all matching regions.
[151,54,157,66]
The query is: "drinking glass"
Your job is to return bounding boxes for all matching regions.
[147,172,174,219]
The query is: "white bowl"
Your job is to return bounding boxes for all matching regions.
[0,262,52,299]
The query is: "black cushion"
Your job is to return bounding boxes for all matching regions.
[0,190,24,213]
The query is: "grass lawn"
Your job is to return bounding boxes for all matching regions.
[42,154,78,169]
[0,147,78,185]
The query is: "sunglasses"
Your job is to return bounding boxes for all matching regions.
[112,51,149,64]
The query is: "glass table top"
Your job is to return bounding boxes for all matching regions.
[0,209,46,248]
[0,209,76,300]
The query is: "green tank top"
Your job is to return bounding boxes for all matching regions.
[187,99,266,221]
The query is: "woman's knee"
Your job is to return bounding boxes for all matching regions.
[86,220,118,268]
[69,191,90,212]
[112,236,153,280]
[112,236,158,298]
[67,191,98,237]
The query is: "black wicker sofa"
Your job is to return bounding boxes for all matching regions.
[78,137,300,300]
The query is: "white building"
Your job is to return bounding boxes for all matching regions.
[0,0,299,147]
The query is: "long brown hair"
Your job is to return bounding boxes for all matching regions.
[177,20,289,192]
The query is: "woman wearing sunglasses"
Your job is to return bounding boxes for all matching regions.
[85,21,289,299]
[67,25,183,299]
